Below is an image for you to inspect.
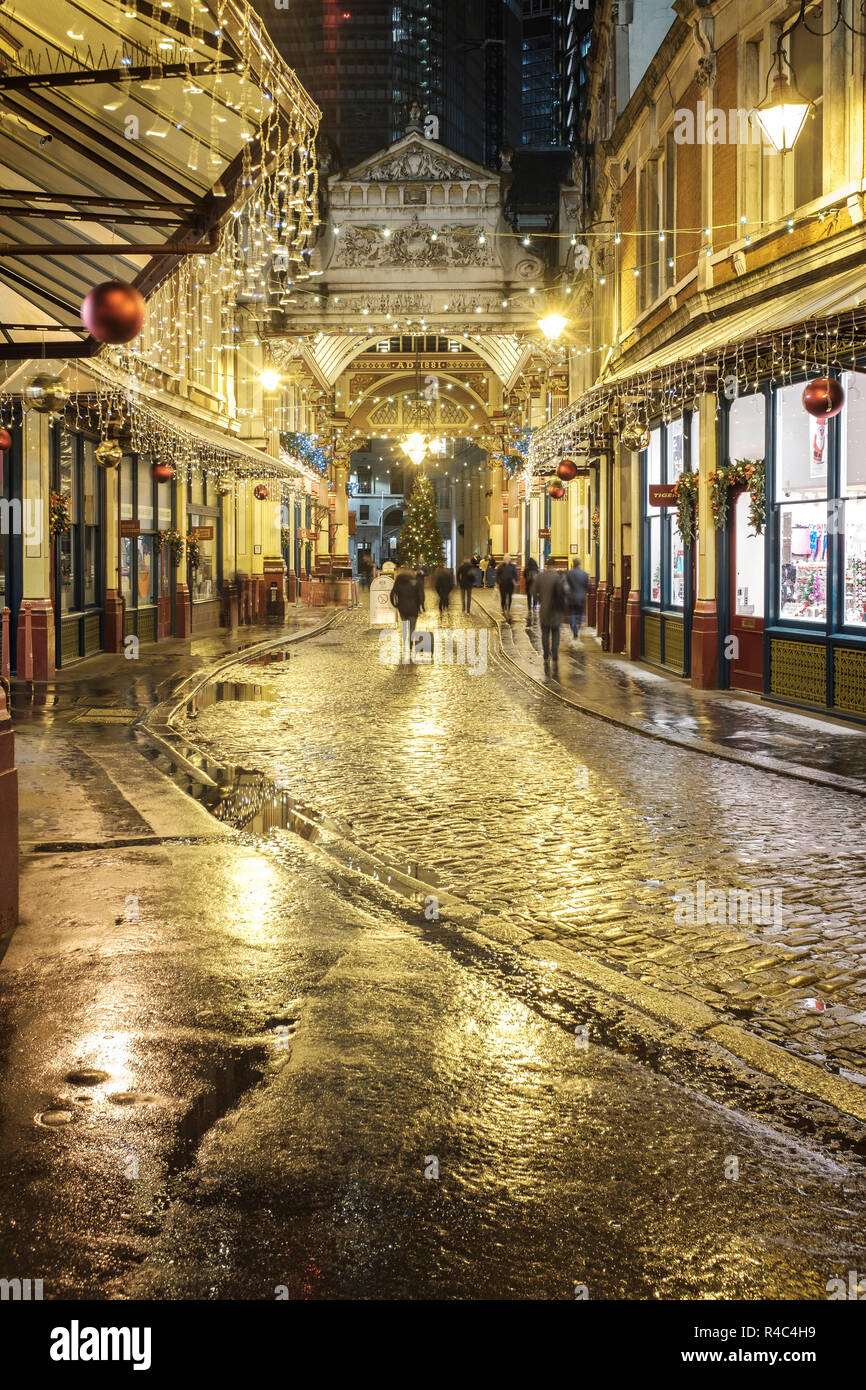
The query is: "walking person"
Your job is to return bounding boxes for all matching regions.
[495,554,518,618]
[432,563,454,615]
[456,555,480,613]
[389,561,423,663]
[484,555,497,589]
[564,557,590,646]
[535,560,569,670]
[523,556,539,620]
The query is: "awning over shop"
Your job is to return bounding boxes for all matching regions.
[0,0,319,358]
[602,259,866,386]
[530,255,866,470]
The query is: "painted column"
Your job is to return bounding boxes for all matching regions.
[596,453,613,649]
[626,447,642,658]
[549,483,569,566]
[174,479,191,638]
[488,461,504,559]
[691,394,720,688]
[0,679,17,933]
[332,458,350,571]
[610,449,626,652]
[17,410,54,680]
[103,463,124,653]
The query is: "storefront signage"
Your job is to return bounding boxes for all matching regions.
[648,484,679,507]
[539,528,550,539]
[190,526,214,540]
[120,520,141,537]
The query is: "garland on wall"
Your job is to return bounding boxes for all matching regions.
[49,492,71,539]
[673,471,698,547]
[709,459,765,534]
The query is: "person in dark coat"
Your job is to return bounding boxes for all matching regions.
[535,561,569,668]
[432,564,454,614]
[523,556,539,618]
[390,564,423,662]
[484,556,497,588]
[563,557,590,643]
[495,555,518,616]
[456,556,480,613]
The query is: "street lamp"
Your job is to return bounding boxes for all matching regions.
[755,54,811,154]
[538,312,568,341]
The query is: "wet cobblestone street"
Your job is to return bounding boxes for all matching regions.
[179,605,866,1083]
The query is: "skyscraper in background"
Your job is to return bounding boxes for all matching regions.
[520,1,594,150]
[251,0,523,170]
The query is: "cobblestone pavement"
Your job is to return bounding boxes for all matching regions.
[176,603,866,1085]
[475,591,866,791]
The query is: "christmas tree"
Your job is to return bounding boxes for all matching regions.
[396,471,445,568]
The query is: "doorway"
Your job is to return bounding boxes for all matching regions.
[729,489,765,691]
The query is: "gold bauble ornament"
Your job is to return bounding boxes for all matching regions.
[24,373,69,414]
[621,419,650,451]
[95,438,123,469]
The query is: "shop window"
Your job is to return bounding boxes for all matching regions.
[189,510,217,602]
[643,422,687,610]
[734,491,765,618]
[729,393,765,462]
[840,371,866,627]
[775,383,828,624]
[57,430,77,615]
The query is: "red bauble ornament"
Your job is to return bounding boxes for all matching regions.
[81,280,146,344]
[548,482,566,500]
[151,461,175,484]
[254,484,269,500]
[556,457,578,482]
[802,377,844,420]
[0,427,12,452]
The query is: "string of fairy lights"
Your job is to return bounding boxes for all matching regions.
[529,308,866,473]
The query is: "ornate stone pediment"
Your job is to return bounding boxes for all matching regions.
[337,134,495,186]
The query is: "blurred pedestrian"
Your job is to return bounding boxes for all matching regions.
[457,555,481,613]
[535,561,569,669]
[484,555,497,588]
[390,562,423,663]
[564,557,590,645]
[523,556,539,619]
[433,563,455,614]
[496,554,518,617]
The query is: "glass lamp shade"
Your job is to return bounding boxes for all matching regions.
[402,433,427,466]
[538,313,568,341]
[755,72,810,154]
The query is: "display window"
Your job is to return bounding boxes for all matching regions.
[642,419,691,612]
[188,474,220,604]
[120,455,166,611]
[840,371,866,628]
[53,429,103,619]
[774,383,828,625]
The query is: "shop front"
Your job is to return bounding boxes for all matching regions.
[53,429,105,667]
[188,475,222,633]
[120,454,173,648]
[641,416,696,675]
[717,370,866,718]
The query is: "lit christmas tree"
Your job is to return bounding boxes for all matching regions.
[396,471,445,568]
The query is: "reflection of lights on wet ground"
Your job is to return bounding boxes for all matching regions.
[77,1031,134,1086]
[229,855,283,938]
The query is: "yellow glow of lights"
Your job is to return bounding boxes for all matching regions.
[538,313,568,341]
[259,369,281,392]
